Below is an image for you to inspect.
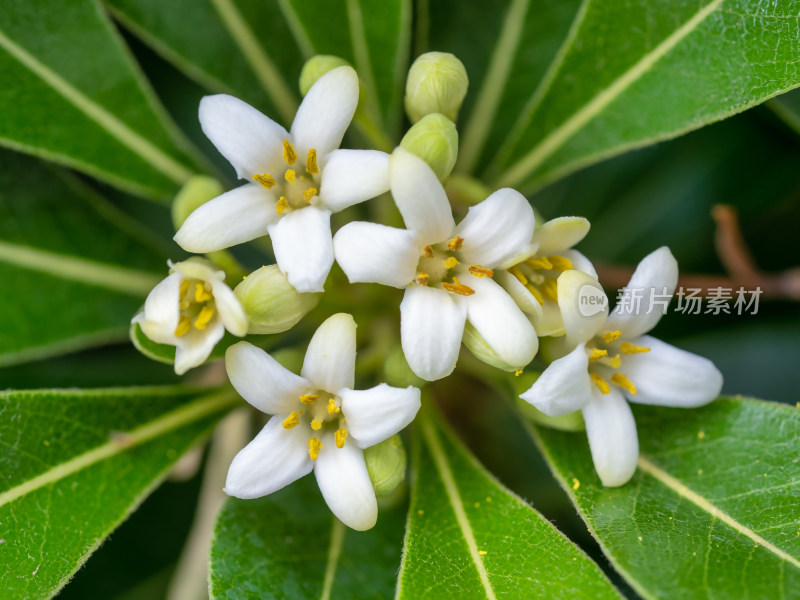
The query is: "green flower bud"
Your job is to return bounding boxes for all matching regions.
[400,113,458,181]
[364,435,407,496]
[234,265,319,334]
[405,52,468,123]
[384,345,426,389]
[171,175,224,230]
[515,396,585,432]
[462,322,518,372]
[299,55,350,96]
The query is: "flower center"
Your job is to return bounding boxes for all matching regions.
[413,235,493,296]
[252,140,320,215]
[507,254,573,305]
[280,390,348,460]
[174,278,216,336]
[585,330,651,395]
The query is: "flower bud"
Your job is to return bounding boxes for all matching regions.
[404,52,468,123]
[299,55,351,96]
[384,345,426,389]
[462,322,517,372]
[364,435,407,496]
[171,175,224,230]
[400,113,458,181]
[234,265,319,334]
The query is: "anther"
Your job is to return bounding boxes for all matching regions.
[540,278,558,303]
[308,437,322,460]
[253,173,275,189]
[589,372,610,394]
[442,277,475,296]
[415,272,429,286]
[599,354,622,369]
[311,418,323,431]
[611,373,637,395]
[443,256,459,269]
[547,255,573,271]
[276,196,290,215]
[282,412,300,429]
[282,140,297,164]
[510,265,527,285]
[174,316,192,337]
[193,305,215,330]
[447,236,464,251]
[284,169,296,183]
[306,148,319,174]
[303,187,317,203]
[335,428,348,448]
[194,283,213,303]
[179,279,190,299]
[525,284,545,305]
[526,256,553,270]
[588,348,608,362]
[468,265,494,278]
[423,245,434,258]
[601,330,622,343]
[621,342,651,354]
[327,398,340,414]
[299,394,318,404]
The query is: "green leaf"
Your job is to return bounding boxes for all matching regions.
[0,150,168,366]
[209,476,406,599]
[0,0,199,198]
[397,406,621,599]
[528,396,800,599]
[0,386,239,600]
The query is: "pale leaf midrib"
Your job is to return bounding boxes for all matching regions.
[346,0,385,130]
[0,389,238,508]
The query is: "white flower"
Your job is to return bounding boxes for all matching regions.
[519,247,723,487]
[333,148,538,381]
[173,66,390,293]
[496,216,596,337]
[224,313,421,531]
[133,258,247,375]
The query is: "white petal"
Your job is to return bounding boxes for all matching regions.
[209,280,247,336]
[562,249,597,279]
[136,272,181,345]
[456,188,536,269]
[389,148,454,245]
[557,270,609,347]
[291,66,359,160]
[225,341,310,414]
[333,222,419,288]
[314,434,377,531]
[199,94,287,179]
[319,150,390,212]
[582,387,639,487]
[174,183,277,253]
[400,286,466,381]
[170,258,224,282]
[302,313,356,393]
[268,206,333,293]
[340,384,421,448]
[520,344,592,416]
[174,319,224,375]
[621,335,723,408]
[606,246,678,339]
[532,217,590,255]
[531,300,565,338]
[496,270,543,321]
[462,276,538,369]
[225,416,313,499]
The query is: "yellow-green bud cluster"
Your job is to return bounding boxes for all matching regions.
[171,175,224,230]
[234,265,319,334]
[400,113,459,182]
[299,55,351,96]
[364,435,407,496]
[404,52,468,123]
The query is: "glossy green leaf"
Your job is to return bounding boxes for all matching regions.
[397,406,621,599]
[0,0,199,198]
[209,476,406,599]
[529,396,800,599]
[0,386,239,600]
[0,150,168,366]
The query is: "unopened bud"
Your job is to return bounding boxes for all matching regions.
[384,345,426,389]
[400,113,458,181]
[234,265,319,334]
[171,175,224,230]
[462,322,517,372]
[405,52,468,123]
[364,435,407,496]
[299,55,351,96]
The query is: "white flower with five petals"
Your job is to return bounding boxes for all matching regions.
[174,67,391,293]
[224,313,421,531]
[133,258,247,375]
[333,148,538,381]
[520,247,723,487]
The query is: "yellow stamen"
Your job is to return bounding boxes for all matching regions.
[443,256,459,269]
[514,369,523,376]
[193,305,215,330]
[308,437,322,460]
[174,316,192,337]
[306,148,319,174]
[599,353,622,368]
[525,284,545,305]
[415,272,429,286]
[276,196,290,215]
[469,265,494,278]
[327,398,340,414]
[589,372,610,394]
[253,173,275,189]
[282,412,300,429]
[311,418,323,431]
[335,428,348,448]
[442,277,475,296]
[179,279,190,299]
[540,278,559,303]
[447,236,464,251]
[602,330,622,343]
[194,283,213,303]
[621,342,651,354]
[284,169,296,183]
[611,373,637,395]
[303,187,317,203]
[526,256,553,270]
[423,245,434,258]
[547,255,573,271]
[510,265,527,285]
[299,393,318,405]
[588,348,608,362]
[282,139,297,164]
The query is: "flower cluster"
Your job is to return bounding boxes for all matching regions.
[133,54,722,529]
